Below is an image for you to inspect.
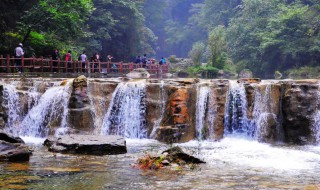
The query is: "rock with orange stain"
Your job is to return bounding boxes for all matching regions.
[156,87,196,143]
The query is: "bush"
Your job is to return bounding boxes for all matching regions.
[285,66,320,79]
[168,55,179,63]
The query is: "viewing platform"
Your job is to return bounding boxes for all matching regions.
[0,55,169,77]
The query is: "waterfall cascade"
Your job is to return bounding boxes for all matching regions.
[2,81,72,138]
[224,81,254,137]
[1,78,320,145]
[101,80,147,138]
[313,83,320,144]
[150,80,165,138]
[195,83,216,140]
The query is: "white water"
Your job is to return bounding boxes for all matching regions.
[252,83,280,141]
[19,81,72,138]
[2,84,22,134]
[150,80,166,138]
[313,83,320,144]
[101,80,147,138]
[224,81,253,137]
[177,137,320,172]
[195,83,216,140]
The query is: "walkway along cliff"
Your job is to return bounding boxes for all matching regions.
[0,77,319,145]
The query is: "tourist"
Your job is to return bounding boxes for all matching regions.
[14,43,24,73]
[52,49,60,72]
[159,57,166,65]
[65,50,72,72]
[142,54,147,68]
[135,56,141,64]
[80,51,87,73]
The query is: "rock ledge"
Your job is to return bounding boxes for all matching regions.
[44,134,127,155]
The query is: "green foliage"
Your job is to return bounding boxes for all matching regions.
[168,55,179,63]
[186,65,219,75]
[189,41,205,66]
[208,26,228,69]
[286,66,320,79]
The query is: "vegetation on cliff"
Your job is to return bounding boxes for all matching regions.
[0,0,319,77]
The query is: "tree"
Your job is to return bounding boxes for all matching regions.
[189,41,205,66]
[208,25,227,69]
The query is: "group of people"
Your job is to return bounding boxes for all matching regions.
[13,43,167,73]
[134,54,166,68]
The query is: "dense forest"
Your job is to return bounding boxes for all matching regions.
[1,0,319,77]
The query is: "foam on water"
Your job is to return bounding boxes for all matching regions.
[20,136,46,145]
[177,137,320,172]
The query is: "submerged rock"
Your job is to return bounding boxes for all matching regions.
[44,134,127,155]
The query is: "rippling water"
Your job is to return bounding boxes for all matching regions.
[1,138,320,190]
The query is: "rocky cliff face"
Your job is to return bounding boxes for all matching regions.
[282,80,320,144]
[0,77,319,145]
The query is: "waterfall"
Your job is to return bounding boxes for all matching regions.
[87,81,107,131]
[313,83,320,144]
[224,81,254,137]
[19,81,72,138]
[252,83,280,141]
[150,80,166,138]
[195,84,216,140]
[2,84,23,134]
[101,80,147,138]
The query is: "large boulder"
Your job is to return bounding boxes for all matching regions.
[282,80,320,144]
[126,68,150,79]
[0,131,32,162]
[68,75,88,109]
[44,134,127,155]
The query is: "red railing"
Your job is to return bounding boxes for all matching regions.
[0,55,169,75]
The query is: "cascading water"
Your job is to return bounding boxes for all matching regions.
[252,83,280,141]
[19,81,72,138]
[150,80,166,138]
[2,84,22,134]
[87,81,107,131]
[101,80,147,138]
[313,83,320,144]
[195,84,216,140]
[224,81,254,137]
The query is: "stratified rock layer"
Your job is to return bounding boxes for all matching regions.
[44,134,127,155]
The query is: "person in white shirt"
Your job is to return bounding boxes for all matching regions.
[14,43,24,73]
[80,51,87,73]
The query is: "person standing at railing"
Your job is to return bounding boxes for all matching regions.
[14,43,24,73]
[65,50,72,71]
[80,51,87,73]
[52,49,60,73]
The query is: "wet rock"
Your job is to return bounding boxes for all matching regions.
[0,131,31,162]
[162,147,205,164]
[237,78,261,84]
[134,146,205,170]
[156,87,196,143]
[126,68,150,79]
[0,131,24,143]
[282,81,319,144]
[68,75,88,109]
[0,141,32,162]
[177,71,189,78]
[44,134,127,155]
[239,69,253,78]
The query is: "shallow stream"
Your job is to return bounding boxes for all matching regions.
[1,137,320,190]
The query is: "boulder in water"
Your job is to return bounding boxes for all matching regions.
[44,134,127,155]
[134,146,205,170]
[126,68,150,79]
[0,131,32,162]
